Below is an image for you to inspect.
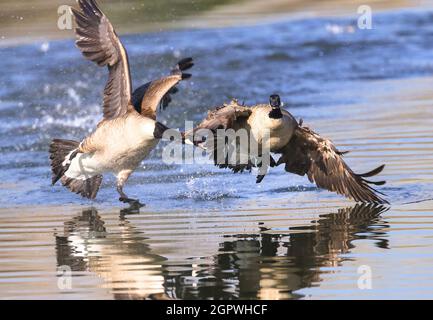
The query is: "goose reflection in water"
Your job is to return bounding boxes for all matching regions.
[55,204,389,300]
[55,209,168,300]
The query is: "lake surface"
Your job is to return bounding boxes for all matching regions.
[1,8,433,299]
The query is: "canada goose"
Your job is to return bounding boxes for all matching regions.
[186,94,388,204]
[49,0,192,205]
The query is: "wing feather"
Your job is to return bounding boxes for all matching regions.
[192,101,252,132]
[277,125,388,204]
[186,101,258,174]
[72,0,132,120]
[134,57,194,120]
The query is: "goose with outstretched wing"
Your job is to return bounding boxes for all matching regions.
[186,94,388,204]
[49,0,193,205]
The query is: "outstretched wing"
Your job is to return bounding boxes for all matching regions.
[191,100,252,133]
[186,101,263,174]
[72,0,132,120]
[133,57,194,120]
[131,58,194,116]
[277,125,388,204]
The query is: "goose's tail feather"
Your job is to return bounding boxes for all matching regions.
[49,138,102,200]
[60,175,103,200]
[49,139,80,185]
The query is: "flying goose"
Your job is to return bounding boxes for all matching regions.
[50,0,192,205]
[186,94,388,204]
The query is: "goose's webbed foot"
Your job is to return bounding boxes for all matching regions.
[256,174,266,184]
[119,196,144,206]
[118,196,145,215]
[117,176,145,209]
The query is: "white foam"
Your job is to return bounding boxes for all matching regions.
[325,24,355,35]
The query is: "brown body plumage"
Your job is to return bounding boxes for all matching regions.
[49,0,193,204]
[187,95,388,204]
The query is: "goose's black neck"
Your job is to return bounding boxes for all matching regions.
[269,108,283,119]
[268,94,283,119]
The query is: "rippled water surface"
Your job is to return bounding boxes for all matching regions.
[1,8,433,299]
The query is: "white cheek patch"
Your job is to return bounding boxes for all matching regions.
[64,153,101,180]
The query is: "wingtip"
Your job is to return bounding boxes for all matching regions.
[177,57,194,71]
[171,57,194,79]
[365,179,386,186]
[77,0,103,18]
[370,188,390,205]
[356,194,389,206]
[375,196,390,205]
[358,164,386,178]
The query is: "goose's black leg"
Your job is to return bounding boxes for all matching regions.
[270,155,277,167]
[116,170,144,207]
[117,186,140,204]
[256,155,277,183]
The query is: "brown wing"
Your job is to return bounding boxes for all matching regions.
[139,58,193,120]
[277,125,388,204]
[72,0,132,120]
[132,57,194,116]
[185,100,259,174]
[192,100,252,133]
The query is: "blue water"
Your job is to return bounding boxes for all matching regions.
[1,8,433,299]
[1,9,433,208]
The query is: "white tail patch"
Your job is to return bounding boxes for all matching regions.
[64,153,101,181]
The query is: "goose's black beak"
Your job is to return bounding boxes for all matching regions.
[269,94,281,109]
